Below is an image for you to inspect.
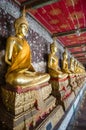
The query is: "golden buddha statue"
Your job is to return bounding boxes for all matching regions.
[70,57,74,73]
[74,60,78,73]
[48,40,67,78]
[75,62,84,73]
[62,48,71,74]
[5,9,50,87]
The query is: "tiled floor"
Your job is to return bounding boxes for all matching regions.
[66,91,86,130]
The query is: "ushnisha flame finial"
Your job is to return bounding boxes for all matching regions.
[22,6,26,17]
[14,6,29,32]
[53,36,57,42]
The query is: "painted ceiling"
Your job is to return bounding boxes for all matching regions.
[14,0,86,65]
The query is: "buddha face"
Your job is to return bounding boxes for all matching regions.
[63,53,67,60]
[70,58,74,63]
[51,45,57,54]
[18,23,28,37]
[53,45,57,53]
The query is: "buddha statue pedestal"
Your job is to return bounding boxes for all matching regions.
[35,105,64,130]
[82,73,86,83]
[50,75,75,111]
[75,74,83,94]
[75,74,86,95]
[69,74,78,95]
[79,74,86,86]
[0,82,56,130]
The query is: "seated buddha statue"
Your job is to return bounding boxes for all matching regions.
[62,48,71,74]
[70,57,74,73]
[74,60,79,73]
[48,40,67,78]
[75,62,84,73]
[5,9,50,88]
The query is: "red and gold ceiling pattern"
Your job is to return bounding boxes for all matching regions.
[15,0,86,64]
[58,32,86,46]
[28,0,86,33]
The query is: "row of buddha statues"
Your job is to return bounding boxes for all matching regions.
[5,32,86,88]
[48,41,85,79]
[0,8,86,130]
[3,6,85,112]
[4,8,85,87]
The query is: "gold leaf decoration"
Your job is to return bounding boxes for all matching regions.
[71,41,77,44]
[60,24,68,29]
[50,8,61,16]
[71,11,83,19]
[66,0,78,6]
[50,19,59,24]
[67,35,74,38]
[78,36,86,41]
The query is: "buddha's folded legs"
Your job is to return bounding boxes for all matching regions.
[6,72,50,87]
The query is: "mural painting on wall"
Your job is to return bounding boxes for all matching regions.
[0,8,15,85]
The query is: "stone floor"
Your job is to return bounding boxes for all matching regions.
[66,91,86,130]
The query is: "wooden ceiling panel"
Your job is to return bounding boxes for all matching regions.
[58,32,86,46]
[69,47,82,52]
[73,53,86,57]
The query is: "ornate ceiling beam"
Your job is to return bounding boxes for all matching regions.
[65,42,86,48]
[75,55,86,58]
[21,0,60,9]
[78,61,86,63]
[52,27,86,37]
[76,58,86,60]
[78,58,86,63]
[78,58,86,60]
[71,51,86,54]
[78,60,86,63]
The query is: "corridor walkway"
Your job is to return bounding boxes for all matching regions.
[66,91,86,130]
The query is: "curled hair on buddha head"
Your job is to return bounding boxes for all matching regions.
[14,6,29,34]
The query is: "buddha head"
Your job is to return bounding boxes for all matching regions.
[63,48,68,60]
[70,57,74,64]
[14,7,29,36]
[50,40,57,54]
[74,60,77,66]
